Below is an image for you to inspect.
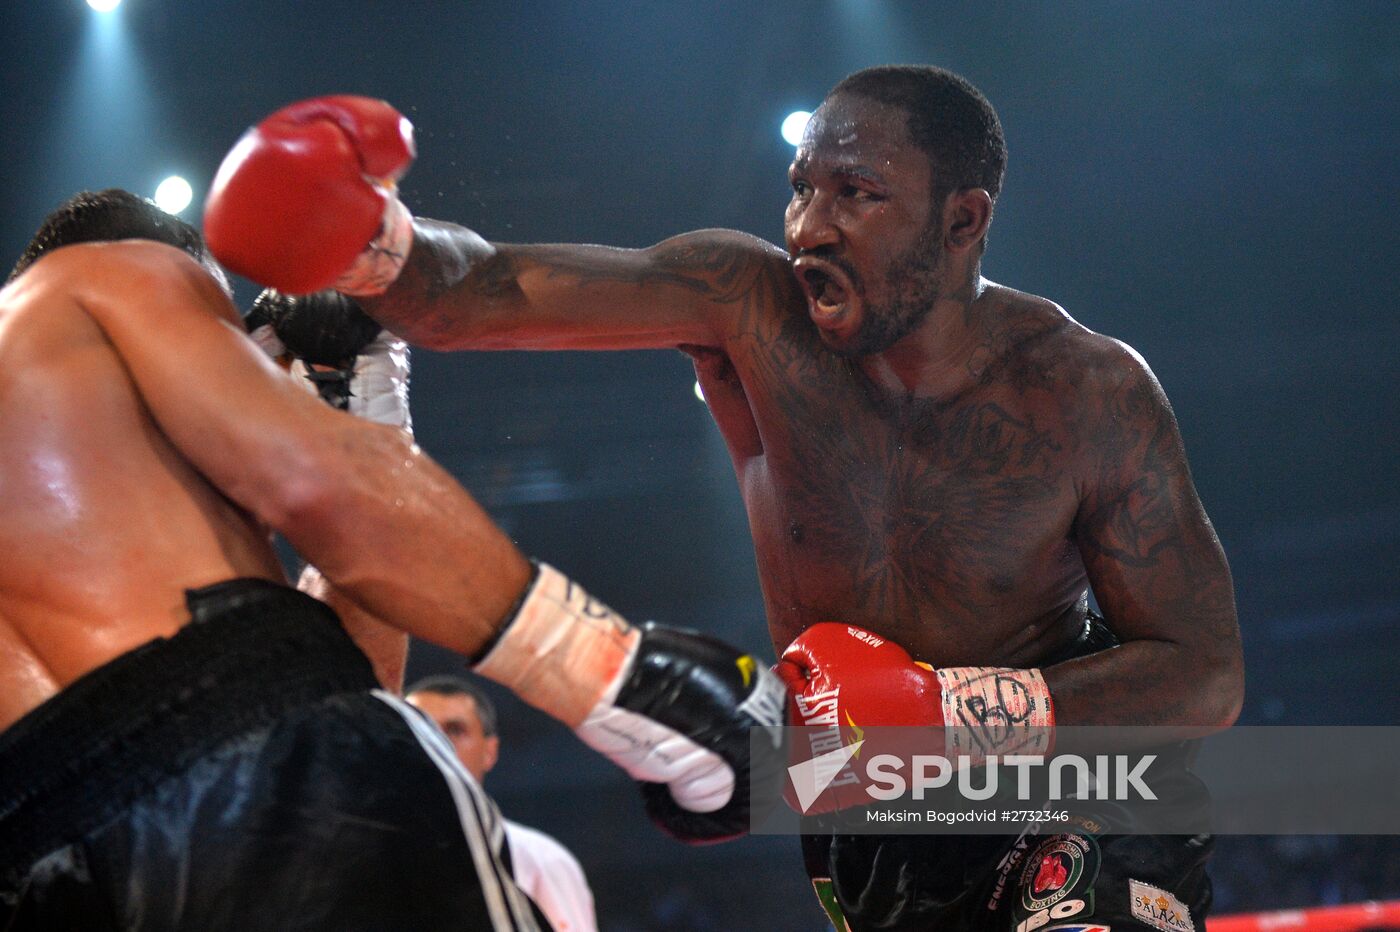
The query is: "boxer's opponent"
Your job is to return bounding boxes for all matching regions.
[0,191,784,931]
[206,68,1245,931]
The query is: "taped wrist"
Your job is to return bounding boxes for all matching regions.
[473,563,640,727]
[334,195,413,296]
[937,666,1055,765]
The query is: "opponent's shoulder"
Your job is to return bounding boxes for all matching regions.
[0,241,180,333]
[0,244,194,382]
[21,241,238,327]
[19,239,201,283]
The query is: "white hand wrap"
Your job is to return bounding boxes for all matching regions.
[937,666,1056,765]
[474,564,739,813]
[474,563,641,728]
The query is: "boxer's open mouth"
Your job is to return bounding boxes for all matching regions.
[794,260,854,322]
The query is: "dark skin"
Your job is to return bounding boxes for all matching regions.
[362,91,1243,732]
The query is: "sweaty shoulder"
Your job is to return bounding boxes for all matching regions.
[6,241,237,328]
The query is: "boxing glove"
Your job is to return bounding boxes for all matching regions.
[776,623,1055,813]
[247,289,411,430]
[205,96,415,295]
[475,563,787,844]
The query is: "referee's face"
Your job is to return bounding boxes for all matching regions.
[409,692,500,783]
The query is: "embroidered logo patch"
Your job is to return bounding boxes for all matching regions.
[1020,836,1097,913]
[1128,879,1195,932]
[1012,835,1101,932]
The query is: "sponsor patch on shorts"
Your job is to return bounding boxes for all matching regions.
[1012,835,1100,932]
[1128,879,1195,932]
[1045,926,1111,932]
[1019,835,1099,913]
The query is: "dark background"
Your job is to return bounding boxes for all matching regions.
[3,1,1396,926]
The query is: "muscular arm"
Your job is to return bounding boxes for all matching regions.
[360,220,786,351]
[1049,341,1243,732]
[42,242,530,658]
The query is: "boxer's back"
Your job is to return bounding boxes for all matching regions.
[0,246,285,731]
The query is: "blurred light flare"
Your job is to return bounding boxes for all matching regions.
[154,176,193,214]
[87,0,122,11]
[781,111,812,147]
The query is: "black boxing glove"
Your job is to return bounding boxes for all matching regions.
[474,563,787,844]
[248,288,411,429]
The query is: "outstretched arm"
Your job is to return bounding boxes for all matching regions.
[359,223,785,352]
[202,94,787,354]
[1051,341,1243,731]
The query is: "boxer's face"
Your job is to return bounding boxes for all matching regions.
[408,692,499,783]
[785,93,945,357]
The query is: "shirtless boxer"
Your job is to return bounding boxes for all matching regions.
[0,190,783,930]
[206,66,1244,931]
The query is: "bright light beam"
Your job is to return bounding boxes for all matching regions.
[154,176,193,214]
[781,111,812,147]
[87,0,122,11]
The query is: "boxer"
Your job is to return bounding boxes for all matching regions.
[0,190,783,930]
[205,66,1243,930]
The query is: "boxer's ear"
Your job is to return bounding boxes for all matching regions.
[943,187,992,254]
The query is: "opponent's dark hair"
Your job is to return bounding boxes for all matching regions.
[828,65,1007,204]
[406,674,499,737]
[7,189,220,285]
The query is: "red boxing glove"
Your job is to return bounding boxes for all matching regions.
[776,623,944,728]
[204,96,416,295]
[776,623,1055,815]
[775,623,945,813]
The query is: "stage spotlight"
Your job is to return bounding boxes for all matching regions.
[154,176,193,215]
[87,0,122,11]
[781,110,811,147]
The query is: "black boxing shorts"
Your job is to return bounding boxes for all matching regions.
[0,578,547,931]
[803,611,1215,932]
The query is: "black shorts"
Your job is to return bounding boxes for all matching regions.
[0,579,547,931]
[806,824,1213,932]
[803,613,1215,932]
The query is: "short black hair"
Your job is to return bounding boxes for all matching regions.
[828,65,1007,203]
[7,189,224,287]
[406,674,499,737]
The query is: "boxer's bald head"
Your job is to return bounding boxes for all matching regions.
[9,189,230,293]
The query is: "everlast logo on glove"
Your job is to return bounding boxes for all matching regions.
[787,687,865,812]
